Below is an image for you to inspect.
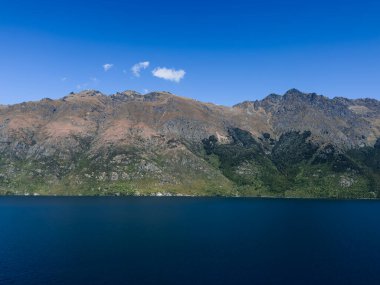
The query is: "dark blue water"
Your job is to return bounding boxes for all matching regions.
[1,197,380,285]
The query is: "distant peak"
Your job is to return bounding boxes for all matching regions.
[282,89,328,103]
[110,90,141,102]
[119,90,141,96]
[265,93,282,100]
[284,88,304,96]
[146,91,173,96]
[61,90,104,101]
[74,90,103,97]
[109,90,172,103]
[112,90,141,98]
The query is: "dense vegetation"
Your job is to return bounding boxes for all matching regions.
[202,128,380,198]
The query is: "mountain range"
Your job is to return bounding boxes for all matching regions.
[0,89,379,197]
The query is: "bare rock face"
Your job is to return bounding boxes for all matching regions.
[234,88,380,147]
[0,89,379,197]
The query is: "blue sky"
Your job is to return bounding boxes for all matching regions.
[1,0,380,105]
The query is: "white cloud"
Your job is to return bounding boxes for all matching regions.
[131,61,150,77]
[103,63,113,72]
[142,89,149,94]
[152,67,185,82]
[61,77,67,82]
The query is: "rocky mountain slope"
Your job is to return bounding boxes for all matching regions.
[0,89,379,197]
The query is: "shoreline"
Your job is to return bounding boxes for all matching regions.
[0,194,379,201]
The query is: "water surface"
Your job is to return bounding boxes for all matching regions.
[1,197,380,285]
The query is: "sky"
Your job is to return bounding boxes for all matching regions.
[1,0,380,105]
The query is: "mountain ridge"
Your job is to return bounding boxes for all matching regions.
[4,87,379,109]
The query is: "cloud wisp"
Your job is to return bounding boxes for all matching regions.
[152,67,185,82]
[103,63,113,72]
[131,61,150,77]
[90,77,99,85]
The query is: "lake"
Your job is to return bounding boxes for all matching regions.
[0,197,380,285]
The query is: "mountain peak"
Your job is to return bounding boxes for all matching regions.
[282,89,329,105]
[62,90,104,101]
[118,90,141,96]
[284,88,303,96]
[75,90,103,97]
[111,90,141,101]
